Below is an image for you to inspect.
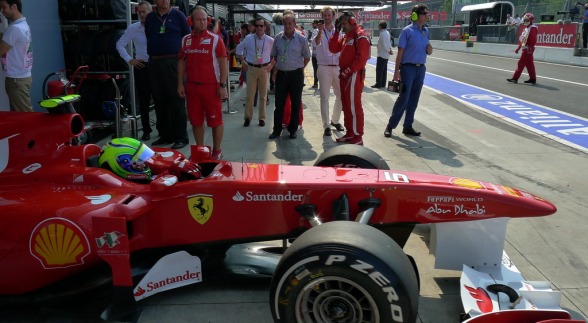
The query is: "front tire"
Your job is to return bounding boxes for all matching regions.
[270,221,418,323]
[314,145,389,169]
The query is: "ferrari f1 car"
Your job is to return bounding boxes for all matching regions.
[0,97,579,322]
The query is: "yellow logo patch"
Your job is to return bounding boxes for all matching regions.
[188,194,213,224]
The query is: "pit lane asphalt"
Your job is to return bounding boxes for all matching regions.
[5,49,587,322]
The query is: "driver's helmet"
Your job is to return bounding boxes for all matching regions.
[99,137,155,181]
[522,13,534,23]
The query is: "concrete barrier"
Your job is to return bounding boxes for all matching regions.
[430,40,588,67]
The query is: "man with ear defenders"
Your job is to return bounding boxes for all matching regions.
[384,4,433,138]
[328,11,371,145]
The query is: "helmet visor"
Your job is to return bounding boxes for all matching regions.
[132,143,155,166]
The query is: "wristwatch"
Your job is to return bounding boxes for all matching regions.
[219,83,227,88]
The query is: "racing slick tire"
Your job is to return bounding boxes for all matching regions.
[314,145,389,169]
[270,221,419,323]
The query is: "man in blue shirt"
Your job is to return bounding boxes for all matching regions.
[144,0,191,149]
[268,10,310,140]
[384,4,433,138]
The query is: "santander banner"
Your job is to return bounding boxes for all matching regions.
[298,10,447,23]
[518,24,576,48]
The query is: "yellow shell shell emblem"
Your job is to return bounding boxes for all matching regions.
[188,194,214,225]
[450,177,484,189]
[30,218,91,269]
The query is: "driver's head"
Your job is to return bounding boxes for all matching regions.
[99,137,155,181]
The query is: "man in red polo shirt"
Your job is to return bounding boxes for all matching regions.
[178,6,228,160]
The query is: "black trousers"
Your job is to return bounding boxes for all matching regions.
[583,23,588,49]
[311,56,318,86]
[148,57,188,143]
[134,65,152,134]
[273,68,304,134]
[375,57,388,87]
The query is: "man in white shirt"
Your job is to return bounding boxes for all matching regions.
[312,6,344,137]
[236,17,274,127]
[372,21,393,89]
[0,0,32,112]
[116,1,153,141]
[514,14,521,25]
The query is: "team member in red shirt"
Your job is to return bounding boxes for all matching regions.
[178,6,228,160]
[507,13,538,84]
[329,12,370,145]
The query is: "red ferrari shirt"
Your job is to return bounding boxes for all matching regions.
[179,30,227,84]
[329,26,370,73]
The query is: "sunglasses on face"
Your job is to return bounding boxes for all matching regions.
[420,12,429,15]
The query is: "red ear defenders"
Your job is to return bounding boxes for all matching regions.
[341,11,356,26]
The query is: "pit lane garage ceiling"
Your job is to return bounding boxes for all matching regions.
[201,0,387,6]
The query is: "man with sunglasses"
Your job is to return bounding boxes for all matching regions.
[384,4,433,138]
[237,17,274,127]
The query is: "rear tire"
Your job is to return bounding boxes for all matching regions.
[314,145,389,169]
[270,221,418,323]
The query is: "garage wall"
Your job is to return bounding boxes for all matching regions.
[0,1,65,112]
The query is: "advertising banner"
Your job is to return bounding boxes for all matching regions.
[518,24,576,48]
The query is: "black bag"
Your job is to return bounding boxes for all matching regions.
[388,80,402,93]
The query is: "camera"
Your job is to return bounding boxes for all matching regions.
[318,19,324,24]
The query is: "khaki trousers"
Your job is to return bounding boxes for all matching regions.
[6,76,33,112]
[244,66,269,121]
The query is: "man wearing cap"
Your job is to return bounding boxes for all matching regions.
[329,11,370,145]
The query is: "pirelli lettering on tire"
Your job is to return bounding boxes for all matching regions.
[328,255,404,322]
[277,254,404,322]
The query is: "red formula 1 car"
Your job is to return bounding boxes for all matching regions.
[0,98,576,322]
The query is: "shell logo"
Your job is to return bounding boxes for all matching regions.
[450,177,484,190]
[29,218,91,269]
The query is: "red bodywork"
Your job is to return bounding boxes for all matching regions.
[0,112,556,295]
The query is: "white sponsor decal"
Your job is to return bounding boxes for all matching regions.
[87,194,111,205]
[383,172,409,183]
[23,163,41,174]
[134,251,202,301]
[232,191,304,202]
[428,196,483,202]
[426,203,486,216]
[461,94,588,136]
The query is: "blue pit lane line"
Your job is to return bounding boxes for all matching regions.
[367,57,588,153]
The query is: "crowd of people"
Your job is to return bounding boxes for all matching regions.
[110,2,436,165]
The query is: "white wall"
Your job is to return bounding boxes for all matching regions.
[0,0,65,111]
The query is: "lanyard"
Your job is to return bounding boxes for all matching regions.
[323,28,333,42]
[255,36,266,57]
[157,8,171,34]
[280,36,291,62]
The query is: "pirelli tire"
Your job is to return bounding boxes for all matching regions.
[270,221,419,323]
[314,145,389,170]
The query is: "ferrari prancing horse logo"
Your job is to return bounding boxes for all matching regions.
[188,194,213,224]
